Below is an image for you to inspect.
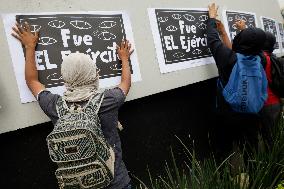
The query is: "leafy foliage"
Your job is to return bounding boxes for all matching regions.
[136,112,284,189]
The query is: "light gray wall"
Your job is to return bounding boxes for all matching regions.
[0,0,282,133]
[278,0,284,8]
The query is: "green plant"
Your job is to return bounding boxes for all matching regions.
[275,180,284,189]
[145,139,247,189]
[247,112,284,189]
[140,112,284,189]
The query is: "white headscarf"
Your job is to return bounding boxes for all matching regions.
[61,52,99,102]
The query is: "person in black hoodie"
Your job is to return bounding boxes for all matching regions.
[207,3,267,174]
[259,32,282,146]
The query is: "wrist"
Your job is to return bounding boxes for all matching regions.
[25,45,36,50]
[121,58,129,63]
[219,30,226,35]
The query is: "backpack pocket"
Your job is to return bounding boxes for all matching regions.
[47,129,97,162]
[55,161,113,189]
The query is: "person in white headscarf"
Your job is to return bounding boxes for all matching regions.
[12,21,134,189]
[12,21,132,100]
[61,52,100,102]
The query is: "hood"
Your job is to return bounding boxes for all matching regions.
[232,27,266,55]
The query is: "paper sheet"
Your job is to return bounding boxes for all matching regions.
[148,8,215,74]
[3,11,141,103]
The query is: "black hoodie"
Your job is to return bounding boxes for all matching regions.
[207,18,266,85]
[207,18,266,113]
[262,31,276,53]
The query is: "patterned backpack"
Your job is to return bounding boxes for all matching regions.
[46,92,115,189]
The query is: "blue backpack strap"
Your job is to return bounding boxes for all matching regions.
[236,53,263,77]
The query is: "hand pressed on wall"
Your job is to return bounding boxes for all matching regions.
[116,39,134,62]
[11,21,45,97]
[208,3,219,19]
[235,19,247,31]
[116,39,134,96]
[12,22,39,49]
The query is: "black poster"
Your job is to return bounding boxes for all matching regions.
[154,9,211,65]
[225,11,256,40]
[16,14,132,88]
[261,17,279,49]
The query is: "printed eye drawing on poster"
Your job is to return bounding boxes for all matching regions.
[3,12,141,103]
[223,10,257,41]
[260,16,281,52]
[148,8,215,73]
[17,14,131,89]
[155,9,211,65]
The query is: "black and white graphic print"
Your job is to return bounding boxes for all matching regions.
[17,14,132,88]
[154,9,211,65]
[278,23,284,50]
[224,11,256,40]
[261,17,280,49]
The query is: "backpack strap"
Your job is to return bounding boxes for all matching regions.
[56,97,69,118]
[217,78,224,91]
[236,53,262,69]
[55,91,104,119]
[82,91,105,117]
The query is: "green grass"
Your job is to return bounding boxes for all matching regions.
[136,112,284,189]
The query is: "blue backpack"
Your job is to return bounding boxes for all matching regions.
[219,53,268,114]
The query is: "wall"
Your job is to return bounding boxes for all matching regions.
[0,0,282,133]
[278,0,284,9]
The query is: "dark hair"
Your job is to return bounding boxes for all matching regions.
[262,32,276,53]
[232,28,266,55]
